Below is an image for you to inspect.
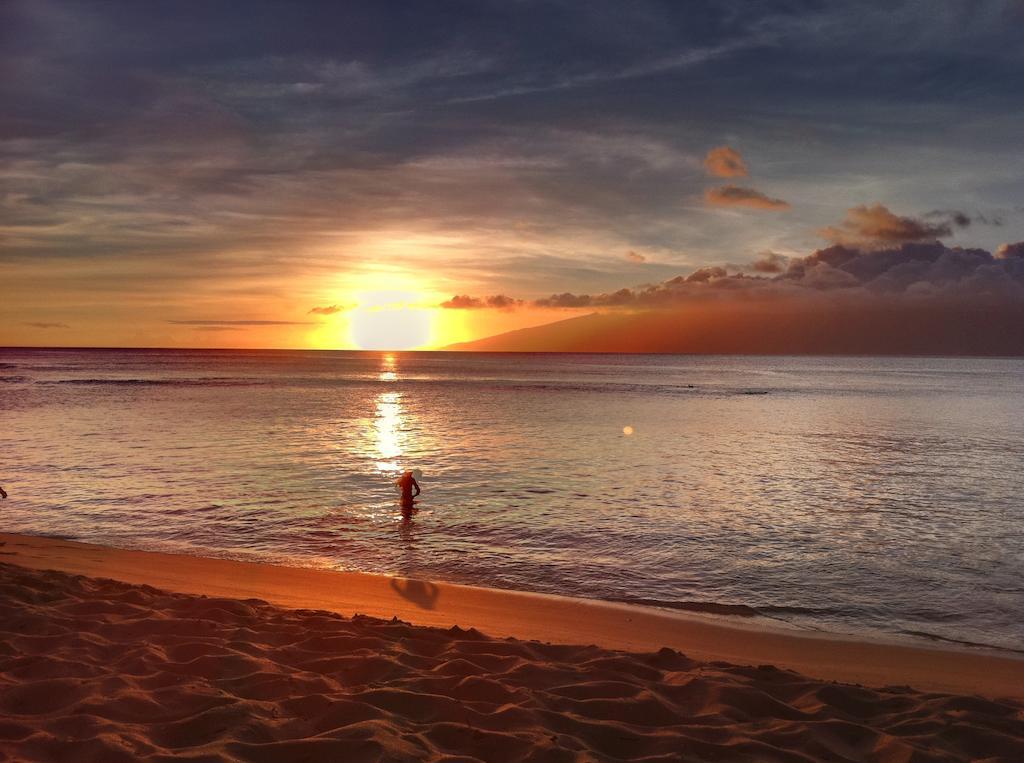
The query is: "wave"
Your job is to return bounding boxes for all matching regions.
[18,365,83,371]
[26,374,779,397]
[609,597,761,617]
[345,376,774,398]
[0,375,31,383]
[38,377,266,387]
[614,598,1024,655]
[898,629,1024,656]
[611,597,856,623]
[757,604,848,617]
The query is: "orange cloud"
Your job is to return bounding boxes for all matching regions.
[703,146,747,177]
[705,185,789,211]
[995,242,1024,259]
[819,204,950,246]
[626,250,646,263]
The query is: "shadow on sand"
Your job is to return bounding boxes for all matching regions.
[389,577,440,610]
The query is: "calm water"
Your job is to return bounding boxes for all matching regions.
[2,348,1023,652]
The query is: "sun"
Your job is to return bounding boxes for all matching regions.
[304,274,476,351]
[349,290,434,350]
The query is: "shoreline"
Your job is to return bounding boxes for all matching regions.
[6,557,1023,761]
[10,529,1018,658]
[3,532,1023,700]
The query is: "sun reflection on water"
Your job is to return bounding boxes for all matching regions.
[379,353,397,382]
[373,354,404,474]
[374,391,404,473]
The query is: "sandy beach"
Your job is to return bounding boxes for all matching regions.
[1,534,1023,761]
[9,0,1024,759]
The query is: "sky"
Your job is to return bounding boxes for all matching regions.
[3,0,1023,350]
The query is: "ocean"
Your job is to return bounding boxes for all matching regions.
[2,348,1022,653]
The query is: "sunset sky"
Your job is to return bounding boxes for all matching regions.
[3,1,1023,350]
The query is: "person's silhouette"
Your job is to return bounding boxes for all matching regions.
[396,470,420,514]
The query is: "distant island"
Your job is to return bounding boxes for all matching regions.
[446,303,1024,355]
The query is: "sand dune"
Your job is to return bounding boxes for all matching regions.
[2,563,1023,762]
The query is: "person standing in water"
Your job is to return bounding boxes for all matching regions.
[396,470,421,513]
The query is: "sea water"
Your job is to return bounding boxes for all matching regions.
[2,348,1022,652]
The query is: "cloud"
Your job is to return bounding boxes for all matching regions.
[750,252,789,273]
[996,242,1024,259]
[536,292,608,308]
[22,321,69,329]
[166,320,317,326]
[976,213,1004,227]
[440,294,524,310]
[705,185,790,211]
[819,204,951,246]
[308,304,349,315]
[440,295,484,309]
[925,210,1003,228]
[4,3,1021,348]
[626,250,646,263]
[526,238,1024,309]
[703,146,747,178]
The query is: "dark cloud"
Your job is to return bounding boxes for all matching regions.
[536,293,595,308]
[486,294,525,310]
[705,185,790,211]
[22,322,69,329]
[925,210,1004,228]
[308,305,348,315]
[703,146,747,178]
[626,250,647,263]
[441,295,483,309]
[951,212,971,228]
[536,289,635,308]
[167,320,317,326]
[926,210,971,229]
[750,252,789,273]
[441,294,524,310]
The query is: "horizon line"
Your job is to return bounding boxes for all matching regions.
[4,345,1024,360]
